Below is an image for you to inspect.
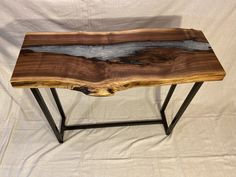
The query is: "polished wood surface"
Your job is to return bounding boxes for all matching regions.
[11,28,225,96]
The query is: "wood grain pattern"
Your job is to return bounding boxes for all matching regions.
[11,28,226,96]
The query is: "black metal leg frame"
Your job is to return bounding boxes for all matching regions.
[30,82,203,143]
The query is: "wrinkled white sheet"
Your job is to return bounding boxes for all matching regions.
[0,1,236,176]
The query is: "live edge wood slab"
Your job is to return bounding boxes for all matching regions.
[11,28,225,96]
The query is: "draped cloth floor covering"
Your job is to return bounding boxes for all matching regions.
[0,1,236,176]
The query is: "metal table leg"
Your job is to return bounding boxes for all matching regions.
[31,88,63,143]
[30,82,203,143]
[160,82,203,135]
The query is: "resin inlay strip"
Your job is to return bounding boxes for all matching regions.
[23,40,211,60]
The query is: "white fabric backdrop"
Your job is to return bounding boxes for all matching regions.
[0,0,236,176]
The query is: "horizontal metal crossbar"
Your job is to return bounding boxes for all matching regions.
[64,119,163,130]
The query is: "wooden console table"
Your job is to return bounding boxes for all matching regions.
[11,28,225,143]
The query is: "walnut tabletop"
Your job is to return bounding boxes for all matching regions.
[11,28,225,96]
